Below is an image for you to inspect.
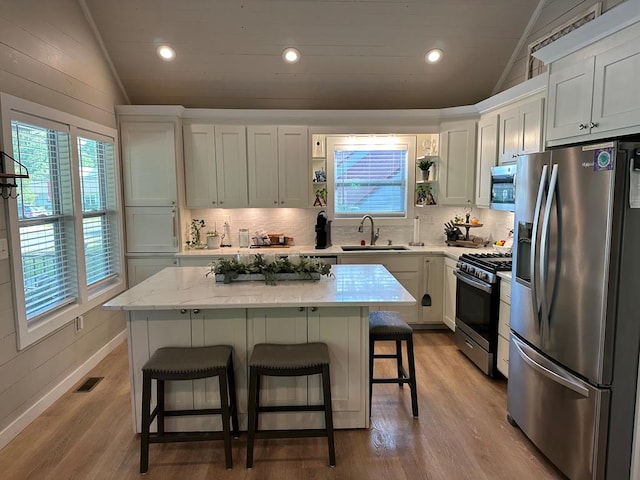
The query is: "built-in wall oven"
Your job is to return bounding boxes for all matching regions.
[453,253,512,376]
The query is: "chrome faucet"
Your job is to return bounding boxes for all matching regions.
[358,215,380,245]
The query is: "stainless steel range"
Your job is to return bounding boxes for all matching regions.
[453,252,512,376]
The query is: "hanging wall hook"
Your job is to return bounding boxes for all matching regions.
[0,151,29,200]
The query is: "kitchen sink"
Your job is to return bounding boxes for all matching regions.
[340,245,410,251]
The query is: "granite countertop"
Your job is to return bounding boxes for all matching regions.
[103,264,416,311]
[174,244,490,261]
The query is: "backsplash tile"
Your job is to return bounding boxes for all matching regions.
[189,207,514,248]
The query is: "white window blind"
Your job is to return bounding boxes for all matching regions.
[13,121,78,320]
[334,147,408,218]
[78,137,120,286]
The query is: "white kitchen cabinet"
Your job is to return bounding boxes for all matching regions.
[339,254,420,325]
[421,255,444,325]
[438,120,477,206]
[443,257,457,332]
[497,277,512,378]
[126,256,177,287]
[547,39,640,145]
[120,122,178,207]
[247,126,309,207]
[498,97,544,164]
[183,124,248,208]
[125,206,177,253]
[475,114,499,208]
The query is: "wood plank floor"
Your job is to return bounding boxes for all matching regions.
[0,332,565,480]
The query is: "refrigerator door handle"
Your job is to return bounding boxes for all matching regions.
[540,164,559,331]
[530,164,548,333]
[512,335,590,398]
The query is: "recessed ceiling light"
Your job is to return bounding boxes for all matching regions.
[282,47,301,64]
[425,49,443,64]
[157,45,176,61]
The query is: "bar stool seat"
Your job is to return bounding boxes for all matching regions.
[246,342,336,468]
[369,311,418,417]
[140,345,239,473]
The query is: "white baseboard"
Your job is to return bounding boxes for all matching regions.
[0,329,127,451]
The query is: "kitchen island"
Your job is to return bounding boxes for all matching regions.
[104,264,415,432]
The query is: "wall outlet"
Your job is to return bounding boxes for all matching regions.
[75,315,84,332]
[0,239,8,260]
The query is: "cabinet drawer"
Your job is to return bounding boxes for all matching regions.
[499,279,512,304]
[498,300,511,338]
[497,334,509,378]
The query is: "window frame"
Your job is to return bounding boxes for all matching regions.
[1,93,126,349]
[326,135,417,225]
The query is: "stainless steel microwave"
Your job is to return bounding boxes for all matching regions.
[490,164,516,211]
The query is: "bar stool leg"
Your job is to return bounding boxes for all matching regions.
[156,379,165,435]
[218,371,233,469]
[140,373,152,474]
[406,335,419,417]
[395,340,404,388]
[369,336,375,415]
[227,356,240,438]
[322,364,336,466]
[246,368,259,468]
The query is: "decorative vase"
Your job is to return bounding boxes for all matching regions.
[421,169,429,181]
[207,235,221,249]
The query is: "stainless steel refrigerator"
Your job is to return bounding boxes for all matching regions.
[508,140,640,480]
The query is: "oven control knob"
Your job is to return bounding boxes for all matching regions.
[467,267,475,275]
[480,272,489,281]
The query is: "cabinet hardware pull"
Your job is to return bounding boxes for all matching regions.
[578,123,588,130]
[589,121,599,128]
[274,200,278,204]
[180,309,187,314]
[298,307,305,312]
[311,306,318,312]
[193,309,200,314]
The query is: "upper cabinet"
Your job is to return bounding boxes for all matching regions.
[183,124,248,208]
[546,38,640,146]
[438,120,477,206]
[121,122,178,206]
[247,126,309,207]
[498,97,544,164]
[475,114,499,208]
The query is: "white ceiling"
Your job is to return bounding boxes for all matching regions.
[83,0,541,110]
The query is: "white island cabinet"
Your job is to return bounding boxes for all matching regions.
[103,264,415,432]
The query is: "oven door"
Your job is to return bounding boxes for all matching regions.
[454,269,495,351]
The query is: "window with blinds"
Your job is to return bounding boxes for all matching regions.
[13,121,78,320]
[78,137,119,287]
[333,146,408,218]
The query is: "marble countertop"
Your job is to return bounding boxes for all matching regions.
[174,244,489,261]
[104,264,416,311]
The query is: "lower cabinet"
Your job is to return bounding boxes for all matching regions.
[421,255,444,325]
[443,257,457,332]
[339,254,420,325]
[127,256,177,287]
[497,277,512,378]
[127,305,368,432]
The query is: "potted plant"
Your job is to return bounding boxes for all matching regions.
[186,218,206,249]
[417,159,434,181]
[206,230,221,249]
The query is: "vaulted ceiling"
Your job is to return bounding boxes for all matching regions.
[83,0,541,110]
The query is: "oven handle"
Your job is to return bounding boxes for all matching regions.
[453,270,492,294]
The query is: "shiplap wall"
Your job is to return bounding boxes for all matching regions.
[501,0,626,91]
[0,0,128,442]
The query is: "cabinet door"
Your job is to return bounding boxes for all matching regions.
[120,122,177,206]
[438,120,476,205]
[592,41,640,135]
[421,256,444,324]
[475,114,498,208]
[278,126,309,207]
[443,258,457,331]
[247,126,279,207]
[125,206,177,253]
[519,98,544,155]
[546,58,595,142]
[215,126,249,208]
[183,124,218,208]
[498,107,520,164]
[126,256,176,287]
[308,307,364,425]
